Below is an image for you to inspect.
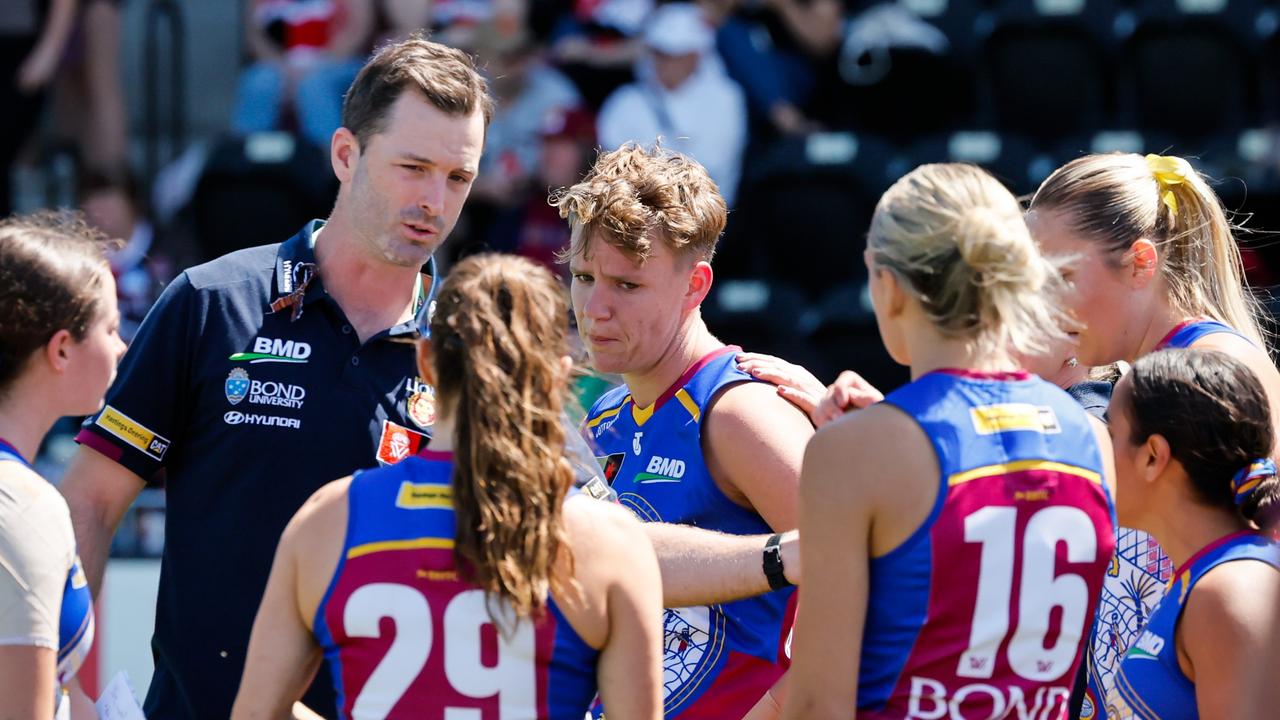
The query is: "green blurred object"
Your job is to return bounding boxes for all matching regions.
[570,371,619,422]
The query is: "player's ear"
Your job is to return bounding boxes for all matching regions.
[44,329,74,374]
[416,338,438,387]
[1125,239,1159,289]
[685,259,713,311]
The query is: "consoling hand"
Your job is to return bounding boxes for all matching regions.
[735,353,827,421]
[811,370,884,428]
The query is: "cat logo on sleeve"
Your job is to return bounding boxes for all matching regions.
[95,406,171,461]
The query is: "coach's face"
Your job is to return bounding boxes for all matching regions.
[337,92,485,267]
[571,233,710,376]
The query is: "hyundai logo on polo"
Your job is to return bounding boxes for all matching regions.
[224,410,301,429]
[225,368,250,405]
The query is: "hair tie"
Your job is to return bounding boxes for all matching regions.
[1231,458,1276,507]
[1145,154,1192,215]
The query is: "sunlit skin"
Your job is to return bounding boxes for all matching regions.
[69,271,128,415]
[331,91,485,268]
[569,234,715,404]
[1029,206,1280,465]
[1026,208,1164,366]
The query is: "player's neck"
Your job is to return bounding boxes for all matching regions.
[905,328,1019,381]
[0,382,60,462]
[624,317,722,408]
[425,412,455,453]
[314,214,423,340]
[1134,297,1193,361]
[1144,494,1249,572]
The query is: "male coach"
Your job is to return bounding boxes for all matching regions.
[59,36,492,719]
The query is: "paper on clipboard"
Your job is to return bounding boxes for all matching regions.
[95,671,146,720]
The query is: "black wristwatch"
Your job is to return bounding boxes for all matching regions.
[763,533,792,591]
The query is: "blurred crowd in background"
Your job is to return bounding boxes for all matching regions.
[9,0,1280,558]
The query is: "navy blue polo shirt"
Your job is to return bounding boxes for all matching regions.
[77,221,438,720]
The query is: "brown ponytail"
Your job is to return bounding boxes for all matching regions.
[428,254,575,619]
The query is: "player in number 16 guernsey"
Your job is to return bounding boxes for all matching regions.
[231,256,664,720]
[775,164,1116,719]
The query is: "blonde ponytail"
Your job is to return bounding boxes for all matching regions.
[869,163,1073,358]
[1030,152,1267,351]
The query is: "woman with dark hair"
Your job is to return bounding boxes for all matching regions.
[0,212,125,718]
[232,254,664,720]
[1104,348,1280,718]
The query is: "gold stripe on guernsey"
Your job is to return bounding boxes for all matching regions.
[586,405,622,429]
[347,537,454,560]
[1176,570,1192,603]
[632,396,655,426]
[395,481,453,510]
[947,459,1102,487]
[674,389,701,422]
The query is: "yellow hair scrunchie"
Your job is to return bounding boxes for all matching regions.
[1145,153,1193,214]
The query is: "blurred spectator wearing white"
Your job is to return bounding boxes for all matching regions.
[470,26,581,206]
[232,0,374,148]
[597,3,747,205]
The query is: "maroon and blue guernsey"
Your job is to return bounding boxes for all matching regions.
[312,449,600,719]
[859,369,1116,719]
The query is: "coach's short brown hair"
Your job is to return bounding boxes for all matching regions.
[342,34,494,148]
[552,143,727,263]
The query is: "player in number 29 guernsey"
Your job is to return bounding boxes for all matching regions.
[231,255,663,720]
[777,164,1116,720]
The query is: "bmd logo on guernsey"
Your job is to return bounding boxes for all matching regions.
[229,337,312,364]
[637,456,686,484]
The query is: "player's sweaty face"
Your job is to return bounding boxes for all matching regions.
[350,93,484,267]
[571,235,693,376]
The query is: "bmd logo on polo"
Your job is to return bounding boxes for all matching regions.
[229,337,312,364]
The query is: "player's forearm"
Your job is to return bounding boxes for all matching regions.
[64,495,117,597]
[644,523,774,606]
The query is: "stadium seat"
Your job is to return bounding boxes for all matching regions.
[907,130,1044,196]
[1121,0,1265,136]
[702,279,812,360]
[802,282,911,392]
[190,133,337,262]
[731,132,896,301]
[895,0,983,53]
[977,0,1118,140]
[830,3,977,137]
